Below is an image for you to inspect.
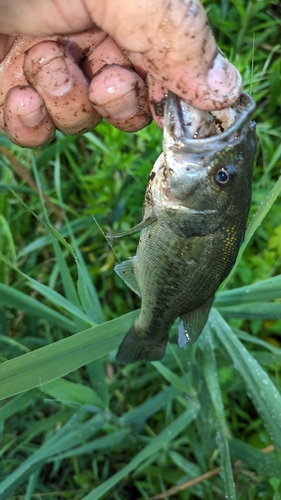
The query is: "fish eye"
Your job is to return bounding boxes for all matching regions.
[214,165,236,187]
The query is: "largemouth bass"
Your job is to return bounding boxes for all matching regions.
[114,91,257,364]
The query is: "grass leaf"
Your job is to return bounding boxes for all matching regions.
[200,326,236,500]
[82,405,199,500]
[229,439,281,477]
[41,378,106,408]
[0,311,138,400]
[0,252,94,327]
[210,308,281,451]
[0,283,76,333]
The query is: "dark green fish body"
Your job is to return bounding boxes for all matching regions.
[115,92,257,364]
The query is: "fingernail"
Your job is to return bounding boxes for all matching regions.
[18,106,46,127]
[35,57,73,96]
[207,52,242,99]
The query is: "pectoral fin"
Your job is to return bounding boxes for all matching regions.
[115,257,141,297]
[107,216,157,238]
[178,297,214,348]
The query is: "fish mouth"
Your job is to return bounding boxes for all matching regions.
[164,91,256,153]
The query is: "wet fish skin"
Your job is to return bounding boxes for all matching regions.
[115,92,257,364]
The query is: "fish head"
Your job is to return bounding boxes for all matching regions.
[149,92,257,237]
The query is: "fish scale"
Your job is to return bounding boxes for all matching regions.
[113,91,257,364]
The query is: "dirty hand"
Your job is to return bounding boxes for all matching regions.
[0,0,242,147]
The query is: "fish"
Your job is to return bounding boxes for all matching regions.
[113,91,257,364]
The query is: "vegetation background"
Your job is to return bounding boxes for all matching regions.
[0,0,281,498]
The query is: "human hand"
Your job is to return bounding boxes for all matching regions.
[0,0,242,147]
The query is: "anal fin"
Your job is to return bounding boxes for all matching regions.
[178,296,214,348]
[115,257,141,297]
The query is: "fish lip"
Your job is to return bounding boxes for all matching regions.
[164,91,256,153]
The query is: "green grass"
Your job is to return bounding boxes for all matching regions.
[0,1,281,498]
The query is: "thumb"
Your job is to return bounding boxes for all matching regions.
[86,0,241,110]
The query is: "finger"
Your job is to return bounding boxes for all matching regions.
[87,0,241,110]
[0,36,56,146]
[0,0,93,36]
[125,51,148,80]
[144,48,242,111]
[23,40,101,135]
[0,35,16,61]
[59,26,107,62]
[83,36,151,132]
[82,35,132,79]
[89,65,152,132]
[2,86,55,147]
[146,74,167,130]
[0,31,106,146]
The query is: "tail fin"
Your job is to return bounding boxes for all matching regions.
[116,322,166,365]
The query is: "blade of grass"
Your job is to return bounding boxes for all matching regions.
[210,308,281,451]
[86,358,108,405]
[229,439,281,477]
[0,252,95,327]
[82,405,199,500]
[66,221,105,324]
[217,301,281,319]
[265,142,281,174]
[52,152,104,324]
[0,283,76,333]
[146,466,221,500]
[235,329,281,356]
[35,132,79,168]
[36,153,107,405]
[52,428,130,461]
[0,333,30,353]
[0,310,139,400]
[120,385,180,431]
[32,155,87,331]
[168,450,201,478]
[41,378,106,409]
[0,214,15,283]
[0,390,38,423]
[84,131,113,156]
[0,409,105,499]
[151,361,193,394]
[3,181,77,259]
[215,274,281,306]
[200,325,236,500]
[25,469,41,500]
[16,215,94,259]
[0,146,62,217]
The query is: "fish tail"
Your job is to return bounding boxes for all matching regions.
[116,322,166,365]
